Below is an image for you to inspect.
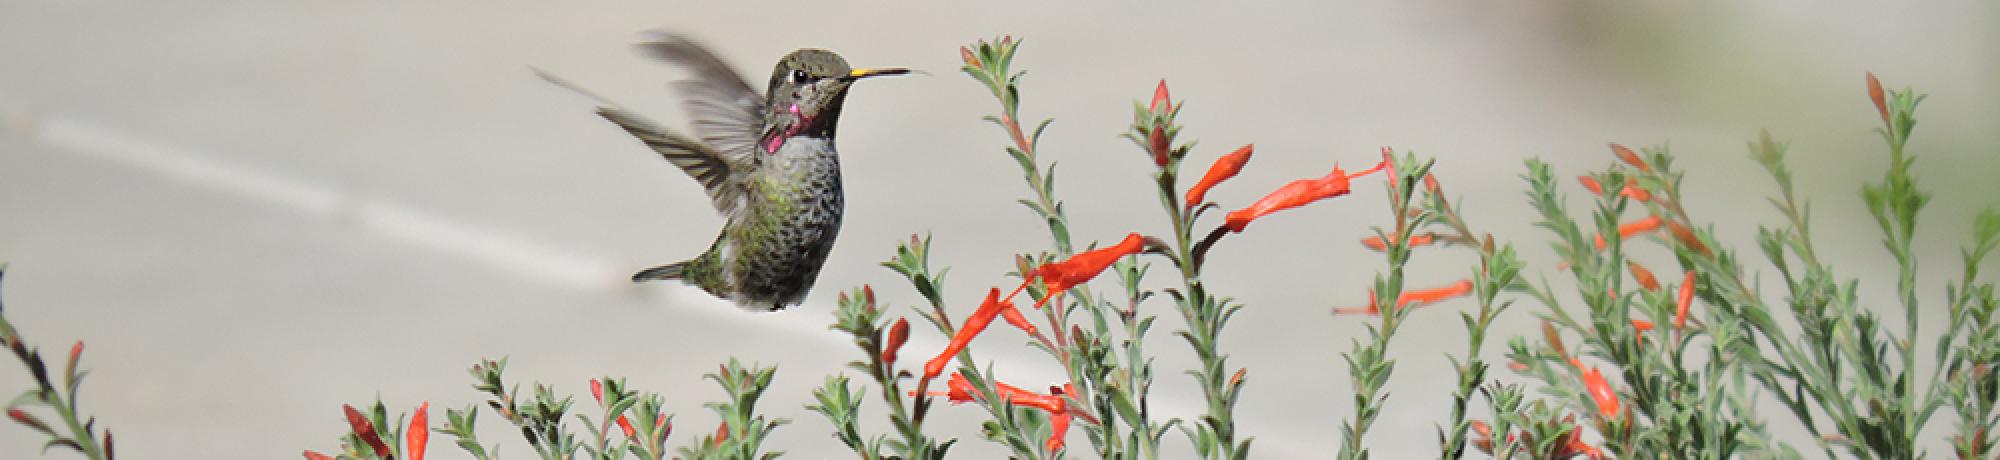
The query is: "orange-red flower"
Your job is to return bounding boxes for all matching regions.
[1047,410,1073,452]
[1577,363,1621,419]
[1611,143,1649,172]
[1012,233,1148,309]
[1149,79,1171,113]
[1621,177,1652,202]
[1594,215,1664,250]
[408,402,430,460]
[1185,144,1254,209]
[1333,280,1474,316]
[1626,261,1661,291]
[923,288,1019,383]
[1867,72,1889,125]
[922,372,1075,453]
[1360,232,1436,252]
[1224,157,1390,233]
[589,379,637,439]
[882,317,910,366]
[1665,220,1709,255]
[1578,175,1604,195]
[1676,270,1696,330]
[1555,415,1609,460]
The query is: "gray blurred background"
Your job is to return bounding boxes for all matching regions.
[2,1,1996,458]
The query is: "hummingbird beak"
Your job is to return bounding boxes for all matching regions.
[844,67,911,81]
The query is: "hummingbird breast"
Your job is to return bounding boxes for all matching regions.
[725,137,844,309]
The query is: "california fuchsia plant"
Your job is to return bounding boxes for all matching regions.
[3,38,1994,460]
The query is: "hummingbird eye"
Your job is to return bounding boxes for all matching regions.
[790,69,810,84]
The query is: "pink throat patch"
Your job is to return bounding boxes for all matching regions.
[762,104,811,154]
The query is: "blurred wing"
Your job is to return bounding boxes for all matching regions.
[597,107,747,216]
[636,35,765,168]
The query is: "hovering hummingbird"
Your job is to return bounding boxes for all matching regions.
[546,35,908,311]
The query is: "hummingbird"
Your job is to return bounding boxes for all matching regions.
[548,35,908,311]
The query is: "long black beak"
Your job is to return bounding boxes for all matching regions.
[844,67,911,81]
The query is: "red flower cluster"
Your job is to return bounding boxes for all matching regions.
[306,402,428,460]
[590,379,638,438]
[924,373,1077,452]
[1469,415,1607,460]
[1578,175,1651,202]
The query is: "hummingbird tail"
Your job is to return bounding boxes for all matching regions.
[632,262,691,282]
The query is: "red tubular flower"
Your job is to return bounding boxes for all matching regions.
[1611,143,1649,172]
[925,372,1076,453]
[1047,411,1073,453]
[1867,72,1889,125]
[1224,158,1390,233]
[303,452,335,460]
[1579,175,1604,195]
[588,379,637,439]
[616,417,637,439]
[999,301,1038,336]
[1185,144,1254,209]
[713,421,730,446]
[1360,232,1436,252]
[1400,280,1475,308]
[342,404,392,458]
[882,317,910,366]
[1013,233,1148,309]
[408,402,430,460]
[1333,280,1475,316]
[1620,177,1652,202]
[923,288,1015,383]
[1632,319,1655,343]
[1676,270,1696,329]
[1578,365,1621,418]
[1666,220,1710,255]
[1149,79,1171,113]
[8,408,48,433]
[1555,416,1609,460]
[1626,261,1661,291]
[1594,215,1664,250]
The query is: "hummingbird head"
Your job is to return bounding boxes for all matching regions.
[760,49,907,148]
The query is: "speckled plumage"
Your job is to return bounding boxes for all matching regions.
[582,35,904,311]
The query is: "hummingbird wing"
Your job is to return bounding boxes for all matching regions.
[595,108,748,217]
[636,35,766,170]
